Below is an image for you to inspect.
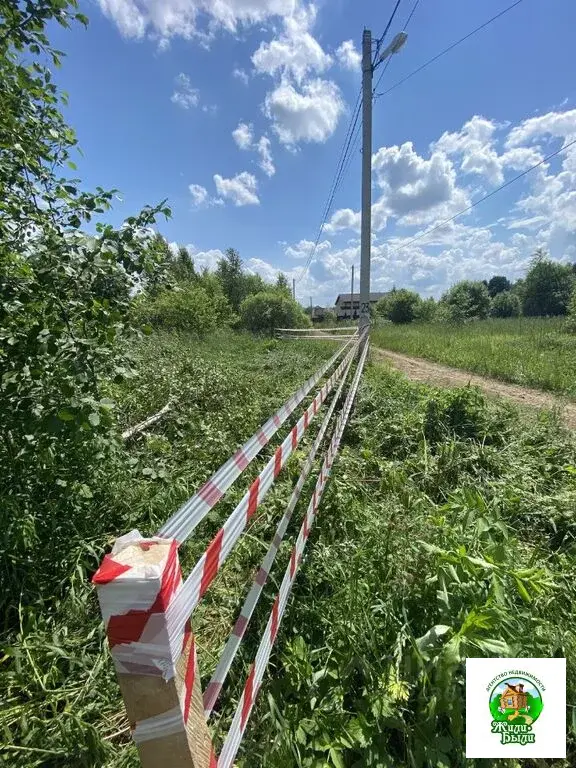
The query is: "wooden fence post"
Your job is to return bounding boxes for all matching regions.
[93,531,214,768]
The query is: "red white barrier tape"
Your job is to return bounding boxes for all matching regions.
[158,336,356,544]
[280,334,357,340]
[217,340,369,768]
[165,340,360,641]
[203,341,359,717]
[276,327,358,333]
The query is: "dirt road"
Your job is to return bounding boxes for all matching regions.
[372,347,576,430]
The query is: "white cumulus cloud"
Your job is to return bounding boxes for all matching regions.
[97,0,296,43]
[264,77,345,147]
[336,40,361,71]
[252,5,331,84]
[232,121,254,150]
[188,183,208,206]
[213,171,260,206]
[257,136,276,176]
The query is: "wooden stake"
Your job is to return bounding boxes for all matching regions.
[93,535,214,768]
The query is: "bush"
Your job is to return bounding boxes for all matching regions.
[383,289,421,324]
[441,280,491,322]
[414,296,437,323]
[566,291,576,332]
[240,291,311,335]
[523,251,574,316]
[135,281,232,334]
[489,290,521,318]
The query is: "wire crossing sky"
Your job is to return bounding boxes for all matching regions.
[51,0,576,305]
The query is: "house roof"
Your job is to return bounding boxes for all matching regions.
[502,684,525,694]
[335,292,388,304]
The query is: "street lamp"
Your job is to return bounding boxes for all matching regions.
[378,31,408,64]
[359,28,408,332]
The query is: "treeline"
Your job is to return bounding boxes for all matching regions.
[376,249,576,326]
[134,237,310,335]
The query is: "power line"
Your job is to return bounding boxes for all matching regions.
[298,0,414,283]
[374,0,420,93]
[340,0,423,204]
[386,137,576,257]
[297,92,362,280]
[375,0,524,99]
[373,0,403,65]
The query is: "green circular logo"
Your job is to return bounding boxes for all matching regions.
[489,677,543,725]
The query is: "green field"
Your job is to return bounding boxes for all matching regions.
[4,330,576,767]
[371,317,576,398]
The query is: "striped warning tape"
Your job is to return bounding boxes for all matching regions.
[158,336,356,544]
[217,340,370,768]
[165,339,361,640]
[203,338,360,717]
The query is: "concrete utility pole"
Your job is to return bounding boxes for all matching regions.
[350,264,355,320]
[359,29,373,332]
[292,278,296,300]
[359,29,408,332]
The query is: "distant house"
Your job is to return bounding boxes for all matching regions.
[500,683,528,711]
[311,305,328,322]
[334,292,388,320]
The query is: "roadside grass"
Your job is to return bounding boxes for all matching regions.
[240,363,576,768]
[2,332,575,767]
[371,317,576,398]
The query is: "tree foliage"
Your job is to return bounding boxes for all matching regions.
[0,0,170,621]
[489,290,521,318]
[376,289,422,324]
[487,275,511,298]
[522,250,574,317]
[441,280,491,322]
[240,291,311,335]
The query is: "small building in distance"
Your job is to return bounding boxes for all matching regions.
[334,292,388,320]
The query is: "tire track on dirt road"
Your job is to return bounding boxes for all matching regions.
[372,347,576,430]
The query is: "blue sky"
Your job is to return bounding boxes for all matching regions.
[50,0,576,305]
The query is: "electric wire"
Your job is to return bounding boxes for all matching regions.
[375,0,524,98]
[386,137,576,257]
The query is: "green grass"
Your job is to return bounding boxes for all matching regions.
[371,317,576,398]
[2,331,575,767]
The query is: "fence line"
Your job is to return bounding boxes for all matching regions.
[93,332,370,768]
[165,340,360,643]
[218,340,370,768]
[158,335,356,543]
[203,342,359,716]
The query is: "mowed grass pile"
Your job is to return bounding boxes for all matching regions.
[3,333,576,767]
[371,317,576,397]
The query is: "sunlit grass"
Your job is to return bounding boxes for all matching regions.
[371,317,576,397]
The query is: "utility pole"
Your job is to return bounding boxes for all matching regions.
[292,278,296,300]
[310,296,313,320]
[350,264,355,320]
[359,29,407,332]
[359,29,373,332]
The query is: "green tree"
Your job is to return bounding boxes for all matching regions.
[275,272,292,297]
[441,280,491,322]
[487,275,511,298]
[0,0,171,621]
[240,291,311,335]
[384,289,422,324]
[170,244,196,283]
[522,250,574,316]
[414,296,437,323]
[489,290,521,318]
[216,247,245,311]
